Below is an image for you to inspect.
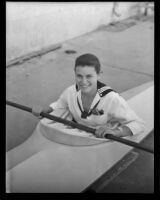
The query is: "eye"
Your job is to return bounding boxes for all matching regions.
[86,75,92,79]
[76,74,82,78]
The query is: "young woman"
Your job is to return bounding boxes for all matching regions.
[32,54,145,138]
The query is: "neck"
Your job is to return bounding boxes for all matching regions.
[81,89,97,98]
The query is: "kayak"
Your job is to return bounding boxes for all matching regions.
[40,118,108,146]
[6,81,154,193]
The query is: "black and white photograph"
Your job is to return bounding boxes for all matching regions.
[6,2,155,193]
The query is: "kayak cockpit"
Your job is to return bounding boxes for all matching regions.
[39,118,109,146]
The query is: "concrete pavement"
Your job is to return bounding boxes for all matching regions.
[6,15,154,152]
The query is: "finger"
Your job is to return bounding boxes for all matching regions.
[101,128,115,138]
[95,128,106,138]
[32,105,43,117]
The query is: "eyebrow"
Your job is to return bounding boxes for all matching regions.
[76,72,93,76]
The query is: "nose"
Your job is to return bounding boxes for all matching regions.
[81,77,88,84]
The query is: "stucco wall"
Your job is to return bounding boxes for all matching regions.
[6,2,150,62]
[6,2,110,62]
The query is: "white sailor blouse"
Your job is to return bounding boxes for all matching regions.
[49,81,145,135]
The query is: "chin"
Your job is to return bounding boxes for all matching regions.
[81,87,92,94]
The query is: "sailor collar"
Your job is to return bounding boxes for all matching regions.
[75,81,114,119]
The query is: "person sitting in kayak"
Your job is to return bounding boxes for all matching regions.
[32,53,145,138]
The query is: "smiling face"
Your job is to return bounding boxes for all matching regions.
[75,66,100,96]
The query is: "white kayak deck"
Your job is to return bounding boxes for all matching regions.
[6,81,154,193]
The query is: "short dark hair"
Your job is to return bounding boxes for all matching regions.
[75,53,101,74]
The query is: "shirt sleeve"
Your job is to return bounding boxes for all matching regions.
[49,88,72,120]
[49,88,68,110]
[107,93,145,135]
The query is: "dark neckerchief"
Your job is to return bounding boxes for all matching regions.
[77,97,101,119]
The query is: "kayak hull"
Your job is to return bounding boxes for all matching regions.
[6,82,154,193]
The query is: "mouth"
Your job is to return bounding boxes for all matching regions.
[80,85,90,89]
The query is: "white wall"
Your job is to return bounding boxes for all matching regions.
[6,2,111,61]
[6,2,148,62]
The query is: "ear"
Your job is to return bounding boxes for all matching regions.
[97,71,103,80]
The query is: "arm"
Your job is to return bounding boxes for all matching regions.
[95,93,145,138]
[32,105,53,119]
[49,88,73,120]
[95,123,133,138]
[32,88,69,119]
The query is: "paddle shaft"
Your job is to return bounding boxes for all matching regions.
[6,100,154,154]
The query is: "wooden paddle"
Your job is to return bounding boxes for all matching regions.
[6,100,154,154]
